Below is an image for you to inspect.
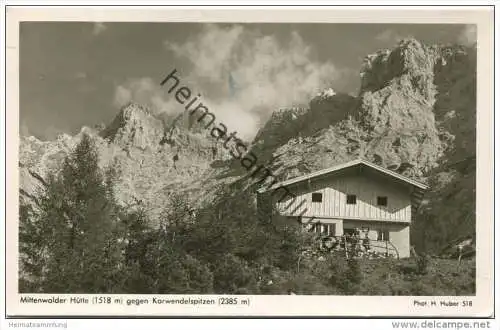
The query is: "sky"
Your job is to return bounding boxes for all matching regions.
[20,22,476,141]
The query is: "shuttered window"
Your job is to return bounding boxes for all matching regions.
[312,193,323,203]
[347,194,357,204]
[377,229,390,241]
[377,196,388,206]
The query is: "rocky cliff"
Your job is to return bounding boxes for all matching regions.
[19,38,476,251]
[20,103,235,224]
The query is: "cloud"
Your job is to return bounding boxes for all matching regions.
[375,29,411,45]
[458,25,477,46]
[92,22,107,36]
[114,24,340,140]
[169,24,339,139]
[113,77,178,112]
[164,25,245,84]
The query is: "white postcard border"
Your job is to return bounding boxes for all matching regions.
[5,6,495,317]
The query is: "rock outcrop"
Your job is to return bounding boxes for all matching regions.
[20,103,233,224]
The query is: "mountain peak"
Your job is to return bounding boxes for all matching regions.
[120,101,152,116]
[360,38,435,94]
[100,102,165,150]
[315,88,337,99]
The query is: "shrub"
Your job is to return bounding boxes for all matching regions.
[342,258,362,294]
[416,253,430,275]
[212,254,259,294]
[287,273,337,295]
[182,254,214,293]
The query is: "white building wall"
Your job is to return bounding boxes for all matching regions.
[274,173,412,223]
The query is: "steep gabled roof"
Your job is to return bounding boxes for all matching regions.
[257,158,429,194]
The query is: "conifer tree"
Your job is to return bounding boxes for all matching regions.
[27,133,125,293]
[19,200,45,292]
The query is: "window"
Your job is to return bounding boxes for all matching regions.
[322,224,329,235]
[377,229,390,241]
[309,222,336,236]
[377,196,388,206]
[347,194,357,204]
[312,192,323,203]
[327,224,336,237]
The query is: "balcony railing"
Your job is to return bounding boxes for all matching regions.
[314,235,400,260]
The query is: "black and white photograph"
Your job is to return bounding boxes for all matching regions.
[5,6,495,319]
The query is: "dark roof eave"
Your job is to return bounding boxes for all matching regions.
[256,159,429,194]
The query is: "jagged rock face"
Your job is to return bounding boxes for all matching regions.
[433,45,476,163]
[250,91,358,168]
[252,39,450,181]
[19,104,231,224]
[360,39,436,98]
[410,45,477,252]
[100,103,165,150]
[251,107,309,159]
[20,128,99,205]
[308,90,358,133]
[357,39,446,178]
